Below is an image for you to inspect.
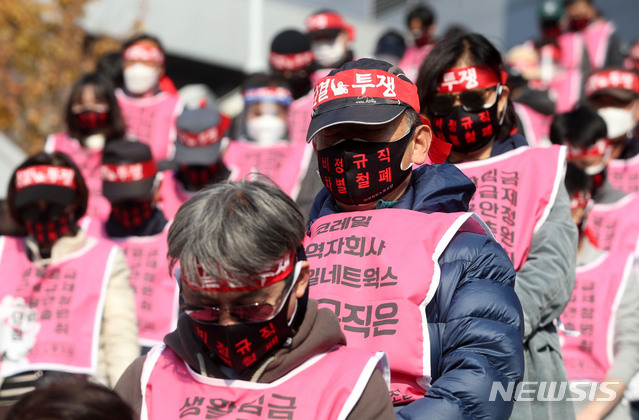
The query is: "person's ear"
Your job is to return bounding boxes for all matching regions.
[294,261,310,298]
[498,85,511,116]
[411,124,432,165]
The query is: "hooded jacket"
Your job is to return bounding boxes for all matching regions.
[308,163,525,420]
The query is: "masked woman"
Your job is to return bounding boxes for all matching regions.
[416,32,578,420]
[0,151,139,417]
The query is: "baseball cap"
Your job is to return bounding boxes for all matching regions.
[585,68,639,102]
[175,108,231,165]
[305,10,355,41]
[306,58,451,163]
[14,164,77,207]
[101,140,158,200]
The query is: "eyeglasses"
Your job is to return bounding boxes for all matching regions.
[431,85,502,116]
[182,262,301,323]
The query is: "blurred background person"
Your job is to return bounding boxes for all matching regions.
[0,151,139,417]
[305,9,355,71]
[269,28,316,101]
[44,72,126,222]
[399,4,437,81]
[116,33,184,163]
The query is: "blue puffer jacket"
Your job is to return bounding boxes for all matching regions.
[308,163,525,420]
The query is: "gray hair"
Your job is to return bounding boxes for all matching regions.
[168,179,305,289]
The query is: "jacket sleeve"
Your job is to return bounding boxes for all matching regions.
[114,355,146,419]
[515,183,578,339]
[98,248,141,387]
[396,232,525,420]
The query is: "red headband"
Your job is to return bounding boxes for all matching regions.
[585,69,639,97]
[122,44,165,65]
[15,165,76,190]
[101,160,157,183]
[177,115,231,148]
[186,250,296,292]
[270,50,315,71]
[306,12,355,41]
[566,138,609,160]
[312,69,420,113]
[437,65,505,93]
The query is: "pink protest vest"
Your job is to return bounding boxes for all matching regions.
[141,344,389,420]
[225,140,312,199]
[306,209,489,404]
[398,44,434,83]
[157,171,194,221]
[559,251,633,382]
[287,92,314,145]
[513,103,552,148]
[45,132,111,221]
[586,194,639,255]
[84,220,179,347]
[115,89,183,162]
[582,20,615,70]
[550,34,585,113]
[607,155,639,194]
[0,235,117,377]
[456,145,565,270]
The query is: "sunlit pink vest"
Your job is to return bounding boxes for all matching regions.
[225,140,312,200]
[582,20,616,70]
[455,145,565,270]
[45,132,111,222]
[585,194,639,255]
[287,69,332,145]
[560,251,633,382]
[307,209,489,404]
[84,220,179,347]
[513,103,552,148]
[157,171,194,221]
[398,44,434,83]
[115,89,183,162]
[140,344,389,420]
[607,155,639,194]
[0,235,117,377]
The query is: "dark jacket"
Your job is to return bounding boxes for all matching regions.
[308,163,525,420]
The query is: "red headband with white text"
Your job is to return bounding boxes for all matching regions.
[585,69,639,97]
[437,65,506,94]
[270,51,315,71]
[122,44,165,65]
[101,160,157,183]
[15,165,76,191]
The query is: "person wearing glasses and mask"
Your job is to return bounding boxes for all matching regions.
[113,180,395,420]
[417,33,577,420]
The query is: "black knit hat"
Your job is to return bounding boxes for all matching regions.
[269,29,314,72]
[101,140,157,201]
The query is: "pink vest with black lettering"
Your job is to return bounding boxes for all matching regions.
[225,140,312,199]
[455,145,565,270]
[140,344,388,420]
[115,89,183,162]
[559,251,633,382]
[45,132,111,221]
[586,194,639,255]
[513,103,552,148]
[0,236,117,377]
[84,220,179,347]
[307,209,489,404]
[607,155,639,194]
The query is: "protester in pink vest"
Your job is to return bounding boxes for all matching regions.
[45,72,127,222]
[398,4,437,83]
[113,180,395,419]
[306,57,524,419]
[584,68,639,193]
[159,107,232,220]
[85,140,178,354]
[228,73,320,218]
[0,152,139,418]
[417,33,578,420]
[116,34,184,163]
[560,163,639,420]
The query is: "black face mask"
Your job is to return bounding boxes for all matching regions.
[73,110,109,132]
[432,97,505,155]
[568,18,590,32]
[21,203,75,246]
[316,127,415,206]
[186,265,305,375]
[177,164,221,192]
[111,199,153,228]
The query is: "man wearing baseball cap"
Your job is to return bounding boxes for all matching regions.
[304,58,524,419]
[305,9,355,70]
